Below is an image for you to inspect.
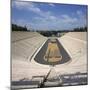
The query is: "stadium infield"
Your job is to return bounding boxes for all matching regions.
[34,39,71,65]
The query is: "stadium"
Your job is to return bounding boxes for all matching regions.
[11,1,87,89]
[11,31,87,89]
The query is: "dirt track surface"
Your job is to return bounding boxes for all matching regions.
[34,39,71,65]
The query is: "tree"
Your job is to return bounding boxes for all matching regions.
[12,24,28,31]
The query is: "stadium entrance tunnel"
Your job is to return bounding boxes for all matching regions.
[34,39,71,65]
